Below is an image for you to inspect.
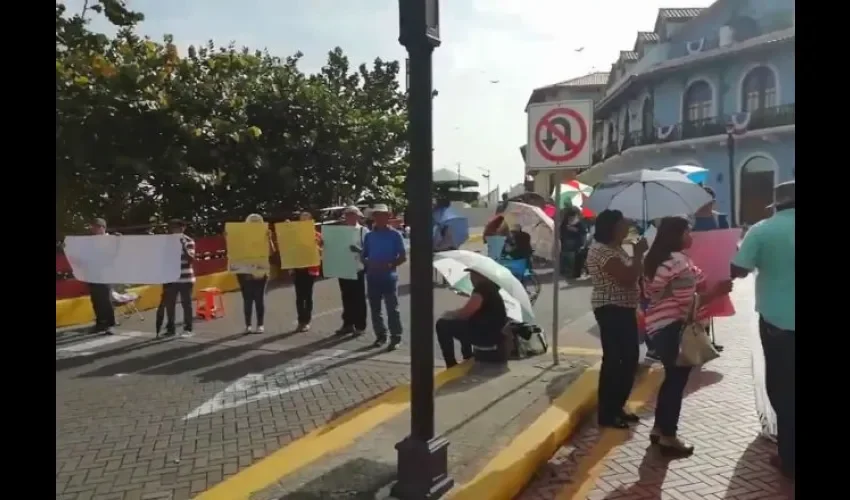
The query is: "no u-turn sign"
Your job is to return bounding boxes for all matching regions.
[526,99,594,170]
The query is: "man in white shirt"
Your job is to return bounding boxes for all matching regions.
[86,218,116,335]
[335,206,369,336]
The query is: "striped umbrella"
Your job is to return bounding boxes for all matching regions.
[553,179,594,215]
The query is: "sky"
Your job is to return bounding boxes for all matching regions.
[66,0,713,196]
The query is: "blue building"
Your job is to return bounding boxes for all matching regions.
[577,1,795,226]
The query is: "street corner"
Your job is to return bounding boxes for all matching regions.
[193,360,475,500]
[56,329,438,500]
[242,354,596,500]
[445,357,601,500]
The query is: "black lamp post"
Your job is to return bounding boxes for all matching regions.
[725,123,737,227]
[392,1,453,499]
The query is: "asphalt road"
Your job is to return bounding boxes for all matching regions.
[56,243,599,500]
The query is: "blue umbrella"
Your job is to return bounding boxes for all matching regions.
[661,165,709,185]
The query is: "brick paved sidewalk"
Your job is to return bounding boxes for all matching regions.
[520,277,795,500]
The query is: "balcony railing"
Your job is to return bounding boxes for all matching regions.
[591,103,795,165]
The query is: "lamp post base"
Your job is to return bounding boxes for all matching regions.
[390,436,453,500]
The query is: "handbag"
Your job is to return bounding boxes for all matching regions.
[676,294,720,367]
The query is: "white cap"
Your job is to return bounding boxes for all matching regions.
[371,203,390,213]
[343,205,363,217]
[245,213,264,223]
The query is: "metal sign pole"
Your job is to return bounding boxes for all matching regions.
[551,176,562,365]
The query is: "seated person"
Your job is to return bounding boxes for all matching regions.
[435,270,508,367]
[505,224,533,261]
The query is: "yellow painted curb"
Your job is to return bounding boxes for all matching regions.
[468,233,483,244]
[55,272,239,328]
[558,346,604,357]
[195,360,475,500]
[555,368,664,500]
[449,362,601,500]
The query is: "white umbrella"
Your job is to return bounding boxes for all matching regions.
[661,165,709,184]
[433,250,534,323]
[585,169,713,221]
[502,201,555,259]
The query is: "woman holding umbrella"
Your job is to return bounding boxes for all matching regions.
[585,209,647,429]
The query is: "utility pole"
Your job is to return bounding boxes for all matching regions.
[393,1,453,499]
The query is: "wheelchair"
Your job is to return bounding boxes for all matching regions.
[497,257,542,305]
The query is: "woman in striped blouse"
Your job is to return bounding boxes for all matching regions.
[643,217,733,457]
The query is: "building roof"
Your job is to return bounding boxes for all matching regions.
[654,7,707,32]
[619,51,640,62]
[525,71,609,108]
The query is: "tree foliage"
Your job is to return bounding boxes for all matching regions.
[56,0,408,236]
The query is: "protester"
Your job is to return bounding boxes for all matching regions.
[561,206,589,278]
[436,269,507,367]
[85,218,116,335]
[692,186,730,231]
[482,214,509,241]
[643,217,733,457]
[335,206,369,337]
[158,219,196,338]
[236,214,274,334]
[362,204,407,350]
[433,196,457,251]
[504,224,533,261]
[731,180,795,479]
[585,210,645,429]
[292,211,322,332]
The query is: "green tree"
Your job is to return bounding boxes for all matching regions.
[56,0,409,238]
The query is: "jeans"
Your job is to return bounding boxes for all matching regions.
[161,282,194,333]
[339,271,367,330]
[367,274,402,340]
[88,283,115,330]
[435,318,483,366]
[237,275,268,326]
[651,321,693,436]
[594,305,640,423]
[759,316,795,473]
[293,269,315,324]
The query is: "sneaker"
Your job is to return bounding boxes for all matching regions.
[353,329,365,338]
[181,330,194,338]
[335,326,354,336]
[296,323,311,333]
[244,326,253,335]
[162,330,177,338]
[372,337,387,348]
[387,338,402,351]
[256,325,265,334]
[103,328,115,336]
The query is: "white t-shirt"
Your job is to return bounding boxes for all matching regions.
[351,224,369,272]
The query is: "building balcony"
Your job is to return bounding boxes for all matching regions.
[591,103,795,167]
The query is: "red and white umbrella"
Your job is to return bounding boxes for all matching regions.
[553,180,594,216]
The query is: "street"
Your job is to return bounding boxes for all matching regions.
[56,246,600,500]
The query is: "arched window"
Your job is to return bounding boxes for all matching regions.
[739,155,777,225]
[641,97,654,139]
[741,66,777,112]
[683,80,713,123]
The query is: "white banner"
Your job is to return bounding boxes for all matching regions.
[64,234,184,284]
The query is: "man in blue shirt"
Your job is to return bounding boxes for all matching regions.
[731,180,795,480]
[362,204,407,350]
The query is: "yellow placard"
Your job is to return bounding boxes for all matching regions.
[225,222,271,274]
[275,221,320,269]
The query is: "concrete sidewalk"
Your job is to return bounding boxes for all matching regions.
[519,277,795,499]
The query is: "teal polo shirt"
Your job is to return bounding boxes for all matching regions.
[732,208,795,331]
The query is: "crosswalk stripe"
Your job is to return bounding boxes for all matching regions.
[56,331,148,356]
